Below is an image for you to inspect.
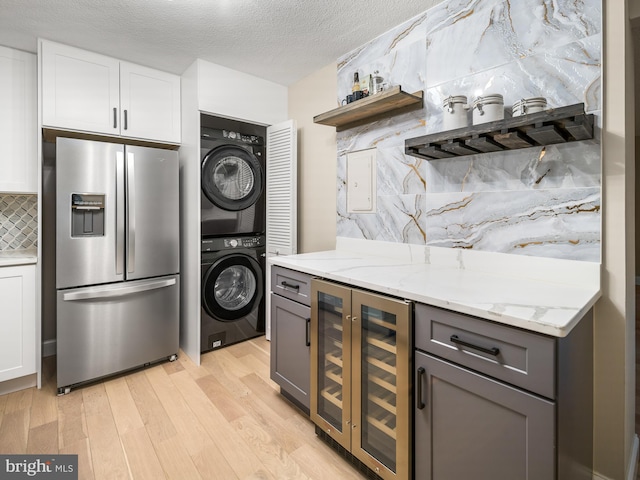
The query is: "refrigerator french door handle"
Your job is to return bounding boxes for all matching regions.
[62,278,176,301]
[127,152,136,274]
[115,152,125,275]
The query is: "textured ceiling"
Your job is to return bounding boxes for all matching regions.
[0,0,444,86]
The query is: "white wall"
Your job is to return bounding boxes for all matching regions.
[179,58,289,365]
[288,63,337,253]
[178,60,201,365]
[197,59,288,127]
[595,1,637,478]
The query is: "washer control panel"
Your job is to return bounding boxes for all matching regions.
[202,235,265,252]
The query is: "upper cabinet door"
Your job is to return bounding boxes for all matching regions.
[42,41,120,136]
[120,62,181,144]
[0,46,36,193]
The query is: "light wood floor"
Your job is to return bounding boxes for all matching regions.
[0,337,367,480]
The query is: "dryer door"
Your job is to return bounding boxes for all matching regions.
[202,145,263,211]
[202,253,264,324]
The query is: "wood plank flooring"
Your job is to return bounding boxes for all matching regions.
[0,337,368,480]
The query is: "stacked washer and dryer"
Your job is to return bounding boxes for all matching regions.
[200,117,267,353]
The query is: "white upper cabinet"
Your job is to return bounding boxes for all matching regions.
[120,62,181,143]
[41,41,119,136]
[41,40,181,144]
[0,46,37,193]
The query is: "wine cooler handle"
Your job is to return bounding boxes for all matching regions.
[416,367,426,410]
[305,317,311,347]
[450,334,500,356]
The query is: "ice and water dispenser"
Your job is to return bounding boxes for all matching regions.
[70,193,105,237]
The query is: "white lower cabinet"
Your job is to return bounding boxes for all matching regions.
[0,265,36,382]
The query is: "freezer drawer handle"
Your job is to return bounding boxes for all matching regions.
[62,278,176,301]
[450,334,500,356]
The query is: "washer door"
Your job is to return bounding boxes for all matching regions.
[202,145,263,212]
[202,254,263,321]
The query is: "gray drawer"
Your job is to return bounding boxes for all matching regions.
[415,303,556,399]
[271,265,312,306]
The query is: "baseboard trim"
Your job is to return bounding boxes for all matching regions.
[0,373,37,396]
[42,339,56,358]
[628,434,640,480]
[593,435,640,480]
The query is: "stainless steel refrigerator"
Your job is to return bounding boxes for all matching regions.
[55,137,180,394]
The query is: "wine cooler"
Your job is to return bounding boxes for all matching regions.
[310,279,412,480]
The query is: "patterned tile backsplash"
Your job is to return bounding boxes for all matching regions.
[335,0,602,263]
[0,194,38,251]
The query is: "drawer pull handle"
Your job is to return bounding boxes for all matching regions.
[305,317,311,347]
[450,335,500,356]
[281,281,300,291]
[416,367,426,410]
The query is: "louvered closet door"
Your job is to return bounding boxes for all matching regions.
[265,119,297,341]
[266,120,297,256]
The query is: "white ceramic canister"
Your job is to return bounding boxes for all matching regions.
[512,97,548,117]
[442,95,469,130]
[472,93,504,125]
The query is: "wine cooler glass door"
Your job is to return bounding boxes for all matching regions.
[352,291,411,480]
[311,280,352,451]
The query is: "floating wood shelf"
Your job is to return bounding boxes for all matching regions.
[313,86,424,132]
[404,103,595,160]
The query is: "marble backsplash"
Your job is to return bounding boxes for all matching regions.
[335,0,601,262]
[0,194,38,251]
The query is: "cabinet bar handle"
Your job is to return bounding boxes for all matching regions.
[113,107,117,128]
[416,367,426,410]
[305,317,311,347]
[450,334,500,356]
[124,109,128,130]
[281,281,299,291]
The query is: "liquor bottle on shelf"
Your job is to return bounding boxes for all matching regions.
[352,72,363,101]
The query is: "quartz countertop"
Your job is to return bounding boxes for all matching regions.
[269,242,601,338]
[0,249,38,267]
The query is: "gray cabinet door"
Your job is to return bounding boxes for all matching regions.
[415,351,555,480]
[270,293,311,410]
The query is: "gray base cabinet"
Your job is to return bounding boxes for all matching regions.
[270,293,311,410]
[270,266,313,412]
[414,304,593,480]
[415,351,554,479]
